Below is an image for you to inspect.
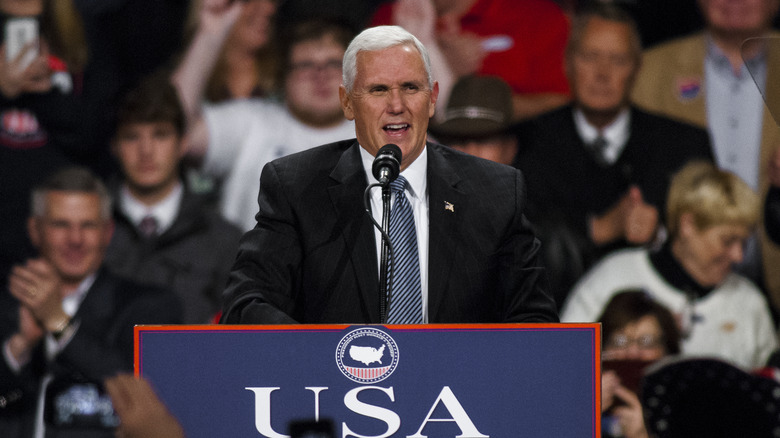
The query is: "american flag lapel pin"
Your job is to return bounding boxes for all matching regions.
[444,201,455,213]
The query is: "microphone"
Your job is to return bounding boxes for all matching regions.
[372,144,402,186]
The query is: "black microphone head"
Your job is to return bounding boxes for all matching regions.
[372,144,402,183]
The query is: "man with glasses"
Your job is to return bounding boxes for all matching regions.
[173,2,357,231]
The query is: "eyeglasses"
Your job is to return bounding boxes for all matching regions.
[606,334,663,350]
[289,59,342,77]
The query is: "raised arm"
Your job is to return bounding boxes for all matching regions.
[391,0,455,122]
[170,0,242,162]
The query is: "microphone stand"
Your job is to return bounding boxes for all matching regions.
[368,143,401,324]
[378,182,392,323]
[363,181,395,324]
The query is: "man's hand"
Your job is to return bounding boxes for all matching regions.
[105,374,185,438]
[623,187,659,244]
[590,186,659,246]
[8,258,68,333]
[6,306,45,365]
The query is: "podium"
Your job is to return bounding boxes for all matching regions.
[135,323,600,437]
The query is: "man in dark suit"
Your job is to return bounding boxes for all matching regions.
[0,167,182,437]
[221,25,557,324]
[512,3,714,307]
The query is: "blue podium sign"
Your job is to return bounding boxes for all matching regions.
[135,324,600,437]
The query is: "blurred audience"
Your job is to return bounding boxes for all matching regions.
[73,0,190,175]
[277,0,385,31]
[562,161,777,370]
[0,167,181,437]
[599,289,681,438]
[429,74,517,165]
[0,0,89,287]
[632,0,780,307]
[172,0,356,231]
[184,0,279,102]
[513,3,713,307]
[566,0,705,49]
[370,0,571,121]
[104,73,242,324]
[366,0,456,119]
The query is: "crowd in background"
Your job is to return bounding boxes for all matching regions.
[3,0,780,436]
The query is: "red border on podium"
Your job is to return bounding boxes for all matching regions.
[135,323,601,437]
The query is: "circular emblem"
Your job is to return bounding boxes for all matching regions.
[336,327,399,384]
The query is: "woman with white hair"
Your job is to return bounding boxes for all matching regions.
[562,161,778,370]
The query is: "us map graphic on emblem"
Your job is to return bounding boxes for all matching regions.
[336,327,400,384]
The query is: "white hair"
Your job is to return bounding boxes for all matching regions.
[342,25,433,93]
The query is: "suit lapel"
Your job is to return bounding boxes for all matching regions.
[327,142,381,320]
[73,269,117,324]
[425,144,465,322]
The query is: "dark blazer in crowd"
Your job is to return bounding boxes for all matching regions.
[0,268,181,437]
[105,188,242,324]
[222,139,558,324]
[513,104,714,305]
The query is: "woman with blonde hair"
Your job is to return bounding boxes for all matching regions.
[562,161,777,370]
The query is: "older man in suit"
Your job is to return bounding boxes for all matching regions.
[220,25,557,324]
[512,4,714,307]
[0,167,181,437]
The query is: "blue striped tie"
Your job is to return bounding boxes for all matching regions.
[386,175,423,324]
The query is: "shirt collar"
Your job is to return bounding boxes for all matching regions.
[573,107,631,162]
[706,34,767,76]
[120,182,183,234]
[359,143,428,201]
[62,273,96,317]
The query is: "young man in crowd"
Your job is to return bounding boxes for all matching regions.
[105,74,242,324]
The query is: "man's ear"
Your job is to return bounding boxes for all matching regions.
[340,85,355,121]
[27,216,41,248]
[428,81,439,119]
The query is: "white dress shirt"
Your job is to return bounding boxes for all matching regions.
[360,145,430,322]
[120,182,183,235]
[573,107,631,165]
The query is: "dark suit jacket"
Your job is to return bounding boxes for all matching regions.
[0,267,182,438]
[106,186,242,324]
[221,139,558,324]
[513,104,714,306]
